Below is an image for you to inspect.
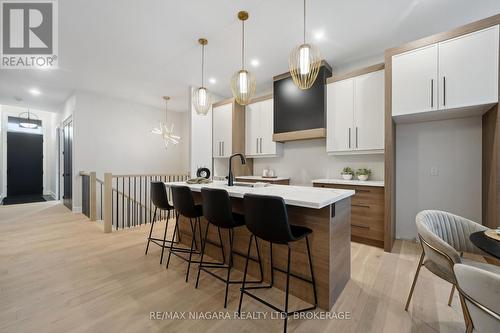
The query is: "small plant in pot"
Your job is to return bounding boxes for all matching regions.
[341,167,354,180]
[356,168,372,181]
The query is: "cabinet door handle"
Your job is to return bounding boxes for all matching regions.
[443,76,446,107]
[430,79,434,108]
[355,127,359,149]
[348,128,351,149]
[355,189,371,193]
[352,224,370,229]
[222,141,224,156]
[256,138,259,154]
[260,138,263,154]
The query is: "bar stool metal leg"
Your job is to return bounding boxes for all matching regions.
[195,222,210,289]
[238,234,253,315]
[144,207,158,255]
[284,246,291,333]
[306,236,318,306]
[185,218,198,282]
[223,228,235,308]
[159,209,171,264]
[166,212,179,269]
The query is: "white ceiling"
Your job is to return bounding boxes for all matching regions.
[1,0,499,113]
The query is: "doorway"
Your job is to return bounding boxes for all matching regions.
[3,117,44,205]
[62,118,73,210]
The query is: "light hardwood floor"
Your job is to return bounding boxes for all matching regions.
[0,202,466,333]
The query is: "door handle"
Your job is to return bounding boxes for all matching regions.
[430,79,434,108]
[443,76,446,107]
[355,127,358,149]
[348,128,351,149]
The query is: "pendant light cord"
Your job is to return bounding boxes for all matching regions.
[165,99,168,123]
[242,20,245,70]
[303,0,306,44]
[201,44,205,87]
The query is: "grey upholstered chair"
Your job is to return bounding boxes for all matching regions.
[454,264,500,333]
[405,210,497,328]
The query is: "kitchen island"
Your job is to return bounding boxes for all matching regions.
[164,181,354,310]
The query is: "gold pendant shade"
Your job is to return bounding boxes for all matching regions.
[230,11,256,105]
[288,43,322,90]
[192,38,212,115]
[288,0,322,90]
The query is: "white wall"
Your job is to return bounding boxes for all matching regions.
[0,105,58,198]
[395,117,482,239]
[253,139,384,186]
[189,87,212,178]
[69,91,189,211]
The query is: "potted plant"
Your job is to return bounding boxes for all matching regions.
[356,168,372,181]
[341,167,354,180]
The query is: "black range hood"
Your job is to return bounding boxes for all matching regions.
[272,61,332,142]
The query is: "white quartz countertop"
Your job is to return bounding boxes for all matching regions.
[235,175,290,181]
[164,181,354,209]
[312,179,385,187]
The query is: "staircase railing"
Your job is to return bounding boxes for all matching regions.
[80,172,189,232]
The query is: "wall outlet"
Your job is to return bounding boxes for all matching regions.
[430,166,439,176]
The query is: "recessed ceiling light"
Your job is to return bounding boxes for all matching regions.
[313,30,325,41]
[209,78,217,84]
[29,88,41,96]
[250,59,260,67]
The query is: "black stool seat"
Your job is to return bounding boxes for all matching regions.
[238,193,318,333]
[196,187,263,308]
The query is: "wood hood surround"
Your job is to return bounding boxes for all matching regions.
[272,60,332,142]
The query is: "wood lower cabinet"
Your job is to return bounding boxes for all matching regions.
[314,182,385,248]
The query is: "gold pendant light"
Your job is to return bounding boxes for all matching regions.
[151,96,180,149]
[288,0,322,90]
[192,38,212,115]
[230,11,256,106]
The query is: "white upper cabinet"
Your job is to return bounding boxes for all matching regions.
[438,25,499,110]
[392,25,499,119]
[354,70,385,151]
[245,102,260,156]
[245,98,280,157]
[213,103,232,158]
[327,78,354,152]
[392,44,438,116]
[327,70,385,154]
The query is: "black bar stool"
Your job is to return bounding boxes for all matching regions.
[196,188,264,308]
[239,193,318,333]
[167,185,225,282]
[144,182,180,264]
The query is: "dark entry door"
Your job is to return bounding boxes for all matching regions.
[63,120,73,210]
[7,132,43,196]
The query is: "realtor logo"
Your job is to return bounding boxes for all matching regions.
[1,0,58,68]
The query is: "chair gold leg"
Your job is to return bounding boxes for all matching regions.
[448,284,455,306]
[458,293,473,333]
[405,250,425,311]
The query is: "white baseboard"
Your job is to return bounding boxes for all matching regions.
[72,206,82,213]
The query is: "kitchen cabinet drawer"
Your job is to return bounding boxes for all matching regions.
[314,182,385,247]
